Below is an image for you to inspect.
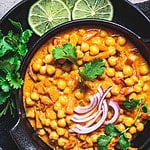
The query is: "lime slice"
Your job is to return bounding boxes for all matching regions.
[28,0,71,36]
[72,0,114,21]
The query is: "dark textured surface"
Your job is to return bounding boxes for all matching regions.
[0,1,150,150]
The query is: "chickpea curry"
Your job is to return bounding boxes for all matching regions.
[23,27,150,150]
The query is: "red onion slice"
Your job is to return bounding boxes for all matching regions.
[71,106,98,122]
[69,100,108,134]
[98,86,112,111]
[105,99,120,125]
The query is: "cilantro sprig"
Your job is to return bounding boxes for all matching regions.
[52,43,105,90]
[97,124,130,150]
[0,19,32,117]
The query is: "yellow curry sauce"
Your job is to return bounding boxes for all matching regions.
[23,27,150,150]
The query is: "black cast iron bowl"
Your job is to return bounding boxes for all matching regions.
[10,19,150,150]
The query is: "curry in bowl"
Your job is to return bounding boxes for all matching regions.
[23,26,150,149]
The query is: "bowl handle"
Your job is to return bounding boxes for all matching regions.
[10,119,39,150]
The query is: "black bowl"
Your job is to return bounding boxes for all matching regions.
[10,19,150,150]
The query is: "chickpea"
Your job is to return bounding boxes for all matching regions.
[91,37,101,45]
[126,132,132,140]
[65,116,72,125]
[46,109,56,120]
[129,93,137,99]
[30,92,39,101]
[131,76,138,83]
[26,109,35,118]
[115,71,124,78]
[100,30,107,37]
[134,84,142,93]
[38,129,46,136]
[50,120,57,129]
[75,91,84,99]
[57,110,65,118]
[141,75,150,82]
[136,122,144,132]
[58,118,66,127]
[81,42,89,52]
[125,78,135,86]
[91,134,98,143]
[44,54,53,64]
[108,46,116,55]
[90,45,99,55]
[106,67,115,77]
[143,83,150,91]
[79,134,87,141]
[58,137,68,147]
[108,56,117,66]
[54,102,62,111]
[32,63,41,72]
[26,97,34,106]
[139,64,149,75]
[123,65,133,77]
[116,123,125,132]
[45,119,50,126]
[77,59,83,66]
[129,126,137,134]
[58,96,68,105]
[49,131,59,140]
[39,66,47,75]
[62,62,72,72]
[77,50,84,59]
[46,65,56,75]
[124,117,134,127]
[57,79,67,90]
[106,92,111,98]
[56,127,66,136]
[63,34,69,40]
[117,36,126,46]
[105,37,115,46]
[64,87,71,94]
[111,85,120,95]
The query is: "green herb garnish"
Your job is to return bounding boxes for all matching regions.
[123,98,139,110]
[52,43,105,90]
[119,133,131,150]
[0,19,32,117]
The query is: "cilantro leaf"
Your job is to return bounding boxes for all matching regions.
[21,29,33,43]
[97,135,112,148]
[52,43,77,65]
[119,133,131,150]
[142,104,150,114]
[18,43,28,56]
[0,80,10,92]
[123,99,139,110]
[6,72,24,89]
[0,38,14,57]
[80,58,105,81]
[105,123,120,137]
[8,19,23,32]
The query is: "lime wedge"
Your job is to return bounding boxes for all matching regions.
[28,0,71,36]
[72,0,114,21]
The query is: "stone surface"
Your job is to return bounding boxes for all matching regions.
[0,0,148,19]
